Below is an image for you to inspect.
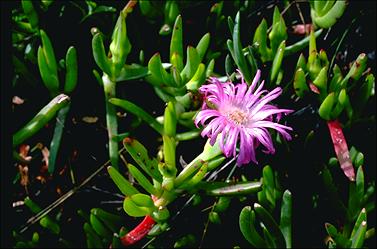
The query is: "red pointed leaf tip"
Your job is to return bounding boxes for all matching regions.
[327,120,355,181]
[309,83,320,94]
[120,216,155,246]
[123,137,133,145]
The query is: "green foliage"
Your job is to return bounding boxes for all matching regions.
[293,30,375,123]
[145,14,212,103]
[310,0,347,29]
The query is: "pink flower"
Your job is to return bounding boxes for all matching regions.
[195,70,293,165]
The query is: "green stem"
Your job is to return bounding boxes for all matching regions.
[175,140,222,186]
[103,74,119,169]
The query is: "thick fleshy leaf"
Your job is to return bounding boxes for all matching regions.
[327,120,355,181]
[262,165,276,209]
[37,46,59,96]
[111,227,128,248]
[312,1,347,28]
[354,74,375,116]
[285,29,323,57]
[325,222,338,238]
[181,46,200,82]
[202,181,262,196]
[181,162,208,188]
[209,211,221,224]
[90,213,112,241]
[196,33,210,61]
[295,53,307,71]
[293,68,309,98]
[170,15,183,71]
[254,203,286,248]
[164,101,177,137]
[239,206,266,247]
[107,166,139,196]
[13,94,70,147]
[151,207,170,222]
[207,155,226,171]
[123,197,151,217]
[329,64,343,92]
[110,12,131,75]
[214,197,231,213]
[130,193,155,208]
[123,137,162,182]
[318,92,335,120]
[109,98,164,135]
[92,33,112,76]
[313,66,328,100]
[163,135,176,172]
[64,46,78,94]
[232,12,252,83]
[356,166,365,200]
[48,104,70,174]
[91,208,123,233]
[269,6,287,54]
[116,64,149,82]
[253,18,270,62]
[22,0,39,30]
[39,217,60,235]
[83,223,103,248]
[40,30,58,77]
[227,16,234,36]
[351,220,367,248]
[280,190,292,248]
[147,53,173,86]
[351,208,367,238]
[127,164,159,196]
[270,40,285,82]
[186,63,206,91]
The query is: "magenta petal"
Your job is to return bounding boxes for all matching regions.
[196,69,293,166]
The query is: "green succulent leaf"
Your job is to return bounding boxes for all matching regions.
[239,206,266,247]
[280,190,292,248]
[64,46,78,94]
[196,33,210,62]
[13,94,70,147]
[128,163,159,196]
[92,33,112,76]
[270,40,285,82]
[84,223,103,248]
[254,203,286,248]
[109,97,164,135]
[170,15,184,71]
[90,213,112,241]
[318,92,335,120]
[181,46,200,83]
[107,166,139,196]
[123,196,152,217]
[123,137,162,182]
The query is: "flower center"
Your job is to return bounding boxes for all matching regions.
[226,108,248,126]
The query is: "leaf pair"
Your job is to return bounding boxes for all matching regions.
[92,11,131,78]
[239,190,292,248]
[310,0,347,29]
[38,30,78,96]
[146,15,212,101]
[325,208,368,248]
[24,197,61,235]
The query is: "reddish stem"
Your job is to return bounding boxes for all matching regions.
[120,215,155,246]
[327,120,355,181]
